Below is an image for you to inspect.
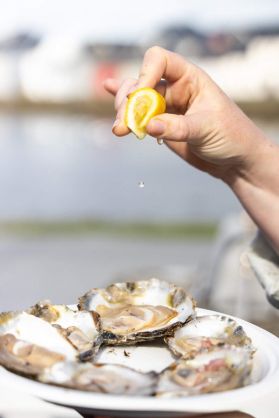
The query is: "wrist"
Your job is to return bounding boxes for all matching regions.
[223,134,279,252]
[222,134,278,191]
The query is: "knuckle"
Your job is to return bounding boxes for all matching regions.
[114,95,121,110]
[177,115,188,140]
[115,78,136,109]
[138,70,148,80]
[126,77,137,85]
[145,45,163,57]
[115,93,126,110]
[121,78,135,90]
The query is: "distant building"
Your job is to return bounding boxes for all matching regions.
[145,26,206,57]
[20,37,95,103]
[87,42,141,61]
[0,32,40,101]
[144,25,245,58]
[0,32,39,51]
[0,25,278,107]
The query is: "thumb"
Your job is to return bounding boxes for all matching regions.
[146,113,200,142]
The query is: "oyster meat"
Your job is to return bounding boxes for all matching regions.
[29,303,102,360]
[166,315,252,359]
[0,280,255,397]
[157,346,253,397]
[39,361,157,396]
[79,278,195,344]
[0,311,77,376]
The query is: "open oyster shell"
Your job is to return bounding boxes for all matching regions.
[79,278,196,345]
[0,311,77,376]
[0,279,255,397]
[166,315,252,359]
[156,346,253,397]
[29,303,102,361]
[39,361,157,396]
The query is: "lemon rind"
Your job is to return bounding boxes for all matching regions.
[125,88,166,140]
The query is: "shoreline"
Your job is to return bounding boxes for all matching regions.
[0,220,217,239]
[0,99,279,119]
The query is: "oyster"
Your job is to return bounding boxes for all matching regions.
[0,311,77,376]
[166,315,252,359]
[156,346,253,397]
[29,303,102,360]
[79,278,195,344]
[39,361,157,396]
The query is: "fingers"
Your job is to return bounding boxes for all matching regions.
[146,113,200,142]
[103,78,120,96]
[112,78,138,136]
[104,76,167,99]
[114,78,138,110]
[107,77,168,137]
[104,45,191,97]
[137,46,189,88]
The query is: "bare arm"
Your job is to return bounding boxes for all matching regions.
[104,46,279,255]
[226,139,279,254]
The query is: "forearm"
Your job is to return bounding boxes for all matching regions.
[105,47,279,256]
[226,138,279,255]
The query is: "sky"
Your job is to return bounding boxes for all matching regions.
[0,0,279,43]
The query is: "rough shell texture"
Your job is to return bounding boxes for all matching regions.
[29,303,102,361]
[156,346,253,397]
[78,278,196,345]
[0,312,77,376]
[39,361,157,396]
[0,280,255,397]
[166,315,252,359]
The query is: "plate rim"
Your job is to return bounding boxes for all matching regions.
[1,308,279,414]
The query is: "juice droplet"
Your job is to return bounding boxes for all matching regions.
[157,138,164,145]
[138,181,145,188]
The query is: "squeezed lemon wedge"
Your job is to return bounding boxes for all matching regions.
[124,87,166,139]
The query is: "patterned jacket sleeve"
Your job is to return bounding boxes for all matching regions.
[247,232,279,309]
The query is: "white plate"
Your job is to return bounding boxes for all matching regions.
[1,308,279,417]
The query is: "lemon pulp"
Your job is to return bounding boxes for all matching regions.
[125,87,166,139]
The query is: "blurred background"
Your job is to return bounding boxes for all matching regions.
[0,0,279,416]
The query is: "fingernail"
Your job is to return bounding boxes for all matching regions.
[148,119,165,136]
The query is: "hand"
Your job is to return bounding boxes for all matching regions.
[105,46,279,254]
[104,46,268,184]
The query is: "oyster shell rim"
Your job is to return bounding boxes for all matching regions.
[0,282,257,399]
[28,302,103,361]
[156,345,254,397]
[165,314,253,359]
[78,278,196,345]
[38,360,158,396]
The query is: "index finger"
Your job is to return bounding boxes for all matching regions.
[137,46,189,88]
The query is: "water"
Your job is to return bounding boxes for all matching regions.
[0,112,278,222]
